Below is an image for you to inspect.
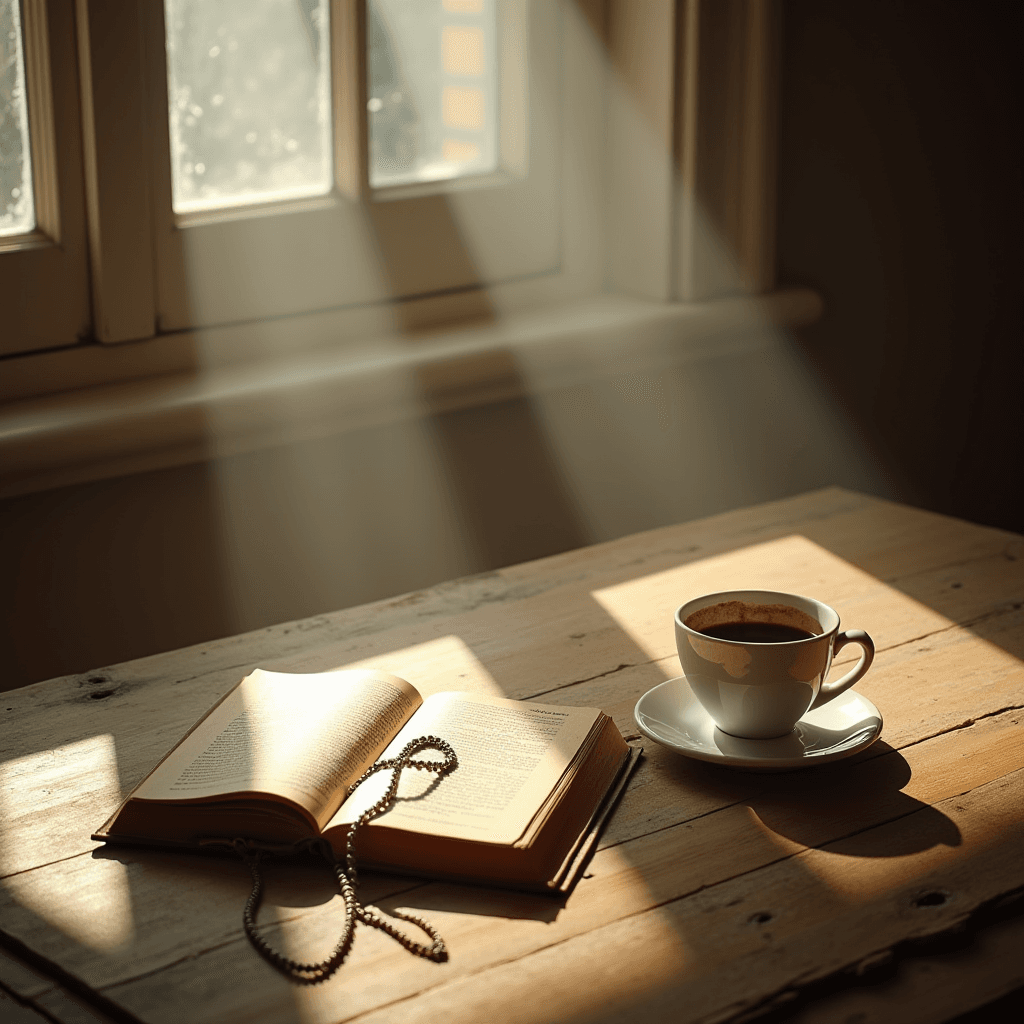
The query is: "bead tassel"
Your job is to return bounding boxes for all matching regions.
[237,736,457,982]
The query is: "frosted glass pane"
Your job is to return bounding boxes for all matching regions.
[165,0,332,214]
[0,0,35,236]
[369,0,497,188]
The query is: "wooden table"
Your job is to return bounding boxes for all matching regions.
[2,487,1023,1024]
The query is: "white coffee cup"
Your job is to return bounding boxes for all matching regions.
[674,590,875,739]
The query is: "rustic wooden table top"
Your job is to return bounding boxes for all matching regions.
[2,487,1023,1024]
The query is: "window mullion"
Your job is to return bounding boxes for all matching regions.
[0,0,90,356]
[20,0,58,242]
[331,0,368,201]
[75,0,156,343]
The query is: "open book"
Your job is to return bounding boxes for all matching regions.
[94,668,638,892]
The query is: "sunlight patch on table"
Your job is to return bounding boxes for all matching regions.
[279,846,687,1024]
[0,734,122,875]
[329,634,504,700]
[520,905,688,1024]
[0,734,135,949]
[590,534,958,661]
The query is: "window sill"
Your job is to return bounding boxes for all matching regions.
[0,288,821,499]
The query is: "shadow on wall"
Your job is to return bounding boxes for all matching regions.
[776,0,1024,535]
[1,336,891,694]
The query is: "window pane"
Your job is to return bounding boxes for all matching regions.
[164,0,332,214]
[0,0,34,236]
[369,0,497,188]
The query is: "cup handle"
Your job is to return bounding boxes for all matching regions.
[809,629,875,710]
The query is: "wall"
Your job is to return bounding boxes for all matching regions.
[776,0,1023,534]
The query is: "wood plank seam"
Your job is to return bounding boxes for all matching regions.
[648,779,1024,1023]
[595,705,1024,859]
[0,932,138,1024]
[0,853,101,884]
[895,702,1024,752]
[0,984,62,1024]
[958,600,1024,630]
[528,660,645,695]
[726,884,1024,1024]
[879,602,1024,657]
[529,655,678,701]
[0,980,49,1014]
[865,544,1023,586]
[884,544,1023,581]
[522,594,1024,709]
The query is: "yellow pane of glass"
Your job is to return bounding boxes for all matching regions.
[443,26,484,77]
[369,0,496,188]
[442,85,484,130]
[442,137,480,163]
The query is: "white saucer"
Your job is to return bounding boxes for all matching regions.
[634,676,883,771]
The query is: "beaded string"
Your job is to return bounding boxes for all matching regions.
[235,735,458,982]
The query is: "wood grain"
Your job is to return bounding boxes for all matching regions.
[87,730,1024,1024]
[333,770,1024,1024]
[1,488,1021,1024]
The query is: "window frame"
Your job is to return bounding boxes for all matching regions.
[0,0,91,356]
[85,0,565,338]
[2,0,781,360]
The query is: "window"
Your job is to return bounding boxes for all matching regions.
[0,0,563,353]
[1,1,783,387]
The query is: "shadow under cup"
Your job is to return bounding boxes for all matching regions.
[675,590,873,740]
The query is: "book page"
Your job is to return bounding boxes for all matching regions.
[328,692,601,845]
[131,668,422,826]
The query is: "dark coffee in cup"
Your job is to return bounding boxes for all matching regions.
[696,622,816,644]
[675,590,875,738]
